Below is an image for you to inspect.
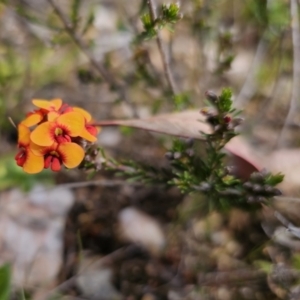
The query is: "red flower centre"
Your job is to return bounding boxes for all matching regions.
[44,151,62,172]
[15,147,27,167]
[54,126,71,143]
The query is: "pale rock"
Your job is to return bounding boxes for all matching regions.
[216,286,232,300]
[212,250,246,271]
[118,207,166,255]
[225,240,242,257]
[0,185,74,288]
[77,255,121,300]
[211,230,232,247]
[29,185,74,216]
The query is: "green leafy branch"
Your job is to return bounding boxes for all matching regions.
[138,3,182,41]
[166,89,284,211]
[83,88,284,213]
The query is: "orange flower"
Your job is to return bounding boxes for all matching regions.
[21,109,47,127]
[15,124,44,174]
[73,107,99,142]
[32,98,63,111]
[21,98,63,127]
[30,112,85,146]
[31,142,85,172]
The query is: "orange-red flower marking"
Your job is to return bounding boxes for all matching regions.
[16,98,99,174]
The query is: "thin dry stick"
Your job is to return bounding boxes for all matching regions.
[147,0,179,95]
[47,0,138,117]
[246,32,285,138]
[54,179,143,189]
[276,0,300,148]
[198,269,266,286]
[44,245,134,299]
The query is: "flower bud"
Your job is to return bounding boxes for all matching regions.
[250,172,264,182]
[243,182,253,190]
[205,90,218,103]
[257,196,266,203]
[185,149,194,157]
[224,166,234,175]
[85,155,92,162]
[247,196,255,203]
[197,182,211,192]
[165,152,174,160]
[223,115,231,124]
[252,184,263,193]
[264,185,274,193]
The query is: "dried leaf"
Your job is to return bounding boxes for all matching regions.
[96,110,261,179]
[96,110,211,139]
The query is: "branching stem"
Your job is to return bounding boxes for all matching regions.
[147,0,179,95]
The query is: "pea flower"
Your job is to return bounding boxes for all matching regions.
[15,124,44,174]
[30,111,85,146]
[16,98,100,174]
[21,98,63,127]
[31,142,85,172]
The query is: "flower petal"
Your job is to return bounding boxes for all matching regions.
[57,112,85,136]
[48,111,60,122]
[51,157,62,172]
[18,124,31,146]
[32,98,62,111]
[21,113,43,127]
[87,125,101,136]
[29,141,48,156]
[30,122,54,146]
[73,107,92,122]
[79,127,97,142]
[22,149,44,174]
[58,143,85,169]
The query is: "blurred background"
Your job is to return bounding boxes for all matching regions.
[0,0,300,299]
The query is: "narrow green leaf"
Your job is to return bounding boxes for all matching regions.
[0,264,11,300]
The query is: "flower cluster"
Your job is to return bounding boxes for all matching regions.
[15,98,99,174]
